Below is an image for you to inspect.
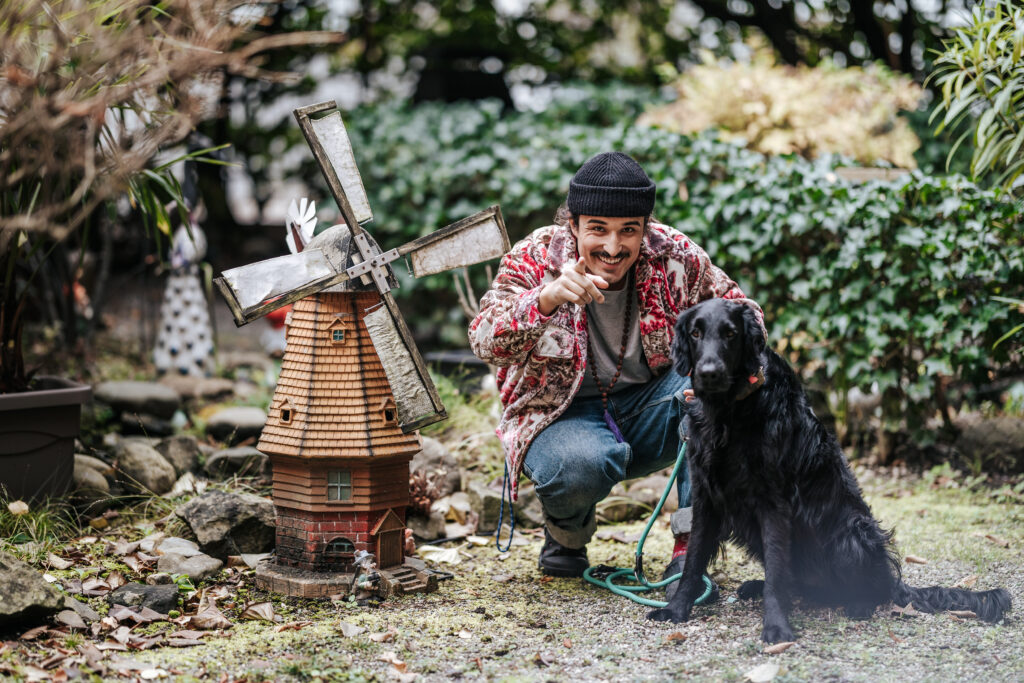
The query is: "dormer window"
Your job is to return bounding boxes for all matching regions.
[326,314,353,346]
[331,329,345,343]
[378,397,398,426]
[327,470,352,501]
[275,398,297,425]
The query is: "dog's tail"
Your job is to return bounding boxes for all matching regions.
[892,581,1011,623]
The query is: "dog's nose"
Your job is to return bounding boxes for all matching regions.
[696,363,726,387]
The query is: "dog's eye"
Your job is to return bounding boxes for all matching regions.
[690,330,700,339]
[725,329,736,338]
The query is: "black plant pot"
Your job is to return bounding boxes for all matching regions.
[0,376,91,503]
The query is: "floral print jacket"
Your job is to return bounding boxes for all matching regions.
[469,221,763,499]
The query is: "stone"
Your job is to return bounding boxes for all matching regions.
[106,583,179,614]
[0,551,63,627]
[627,474,678,513]
[72,458,111,512]
[146,573,174,586]
[955,416,1024,473]
[410,436,461,497]
[160,375,235,401]
[116,442,177,495]
[157,552,223,582]
[467,480,502,533]
[156,435,202,476]
[205,406,267,443]
[156,536,205,557]
[175,490,276,560]
[119,412,174,437]
[407,510,446,540]
[204,446,269,479]
[138,532,168,553]
[64,596,102,623]
[75,454,112,474]
[467,479,543,533]
[218,351,273,373]
[598,482,646,523]
[513,483,546,528]
[94,381,181,420]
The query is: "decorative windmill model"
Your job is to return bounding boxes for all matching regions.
[214,101,509,598]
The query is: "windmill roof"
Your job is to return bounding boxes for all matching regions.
[257,290,422,459]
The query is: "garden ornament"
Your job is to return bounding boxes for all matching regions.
[213,101,509,598]
[154,217,214,377]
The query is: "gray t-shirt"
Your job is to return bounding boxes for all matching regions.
[577,286,652,398]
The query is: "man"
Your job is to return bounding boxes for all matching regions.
[469,152,764,578]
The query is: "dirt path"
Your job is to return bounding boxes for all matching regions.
[100,474,1024,683]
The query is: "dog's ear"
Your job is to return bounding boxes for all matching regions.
[741,305,766,374]
[672,308,696,379]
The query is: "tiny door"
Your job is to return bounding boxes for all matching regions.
[376,529,403,568]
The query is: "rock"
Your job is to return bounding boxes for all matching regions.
[64,596,101,623]
[157,552,223,582]
[146,573,174,586]
[205,406,267,443]
[116,442,177,495]
[599,483,646,522]
[407,510,446,540]
[204,446,269,479]
[627,474,678,513]
[94,381,180,420]
[160,375,235,401]
[107,583,179,614]
[138,532,167,553]
[955,416,1024,473]
[119,412,175,437]
[175,490,276,560]
[0,551,63,627]
[55,609,88,630]
[218,351,273,373]
[467,480,502,533]
[72,458,111,512]
[410,437,461,497]
[156,536,204,557]
[75,454,112,475]
[156,435,202,476]
[513,483,546,528]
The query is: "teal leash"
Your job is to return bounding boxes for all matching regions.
[495,459,515,552]
[582,442,714,608]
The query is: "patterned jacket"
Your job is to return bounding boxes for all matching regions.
[469,221,763,499]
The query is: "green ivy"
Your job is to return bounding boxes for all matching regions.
[331,97,1023,439]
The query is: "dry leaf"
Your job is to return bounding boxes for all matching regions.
[108,605,167,624]
[47,553,73,570]
[457,630,472,639]
[111,626,132,644]
[240,601,275,622]
[904,555,928,565]
[77,536,99,544]
[891,602,921,618]
[887,628,903,643]
[947,610,977,619]
[167,638,205,647]
[369,630,396,643]
[273,621,312,632]
[491,574,514,583]
[378,651,407,672]
[562,638,572,648]
[189,605,232,630]
[764,641,796,654]
[665,631,687,642]
[744,662,781,682]
[55,610,88,630]
[7,500,29,515]
[337,622,366,638]
[139,668,170,679]
[954,574,978,589]
[96,642,129,652]
[984,534,1010,548]
[418,546,463,565]
[20,626,50,640]
[533,652,555,667]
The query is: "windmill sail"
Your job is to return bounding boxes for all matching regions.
[399,206,510,278]
[215,249,347,325]
[363,298,447,432]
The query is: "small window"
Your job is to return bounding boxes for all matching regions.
[280,408,292,423]
[327,470,352,501]
[384,407,396,423]
[331,328,345,343]
[326,537,355,554]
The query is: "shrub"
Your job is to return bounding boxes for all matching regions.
[332,97,1024,443]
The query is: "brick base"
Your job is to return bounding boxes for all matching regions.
[255,557,437,599]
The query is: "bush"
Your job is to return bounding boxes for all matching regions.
[333,96,1024,441]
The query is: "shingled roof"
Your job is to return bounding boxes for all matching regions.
[257,291,422,459]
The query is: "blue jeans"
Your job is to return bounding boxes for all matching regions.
[523,370,692,549]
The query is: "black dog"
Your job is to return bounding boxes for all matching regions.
[647,298,1011,642]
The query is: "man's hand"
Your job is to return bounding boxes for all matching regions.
[538,258,609,315]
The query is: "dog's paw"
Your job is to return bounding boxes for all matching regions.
[761,621,795,644]
[647,607,689,623]
[737,580,764,600]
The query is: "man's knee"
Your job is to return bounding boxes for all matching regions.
[528,450,622,517]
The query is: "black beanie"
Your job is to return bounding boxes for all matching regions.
[567,152,656,218]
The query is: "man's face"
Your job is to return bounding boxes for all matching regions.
[570,215,644,288]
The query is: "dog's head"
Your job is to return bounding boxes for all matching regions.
[672,299,765,399]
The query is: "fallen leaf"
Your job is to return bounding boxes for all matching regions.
[81,577,111,597]
[20,626,50,641]
[764,641,796,654]
[457,630,472,639]
[665,631,688,643]
[127,635,164,651]
[42,573,59,583]
[744,662,781,682]
[418,546,463,565]
[887,628,903,643]
[369,630,396,643]
[947,610,977,619]
[562,638,572,648]
[95,642,129,652]
[108,605,167,625]
[106,571,127,589]
[47,554,73,570]
[904,555,928,565]
[188,605,232,630]
[240,601,275,622]
[533,652,555,667]
[891,602,921,618]
[77,536,99,544]
[538,576,554,584]
[77,642,105,670]
[7,500,29,515]
[337,622,366,638]
[89,517,109,531]
[491,574,514,583]
[239,553,271,568]
[139,667,170,679]
[55,610,88,630]
[984,534,1010,549]
[954,574,978,589]
[166,638,205,647]
[273,621,311,632]
[466,536,492,546]
[111,626,132,644]
[114,541,140,556]
[378,651,406,672]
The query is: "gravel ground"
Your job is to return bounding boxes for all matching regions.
[48,472,1024,682]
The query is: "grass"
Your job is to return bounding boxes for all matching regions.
[0,491,82,563]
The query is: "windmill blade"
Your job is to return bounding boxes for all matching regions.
[215,249,348,326]
[294,101,372,232]
[363,294,447,433]
[398,206,510,278]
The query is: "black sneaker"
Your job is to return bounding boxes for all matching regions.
[538,528,589,577]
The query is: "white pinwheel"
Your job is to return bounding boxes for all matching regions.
[285,197,317,254]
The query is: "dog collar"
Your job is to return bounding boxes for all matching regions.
[734,367,765,402]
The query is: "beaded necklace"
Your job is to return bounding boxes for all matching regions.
[587,270,633,443]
